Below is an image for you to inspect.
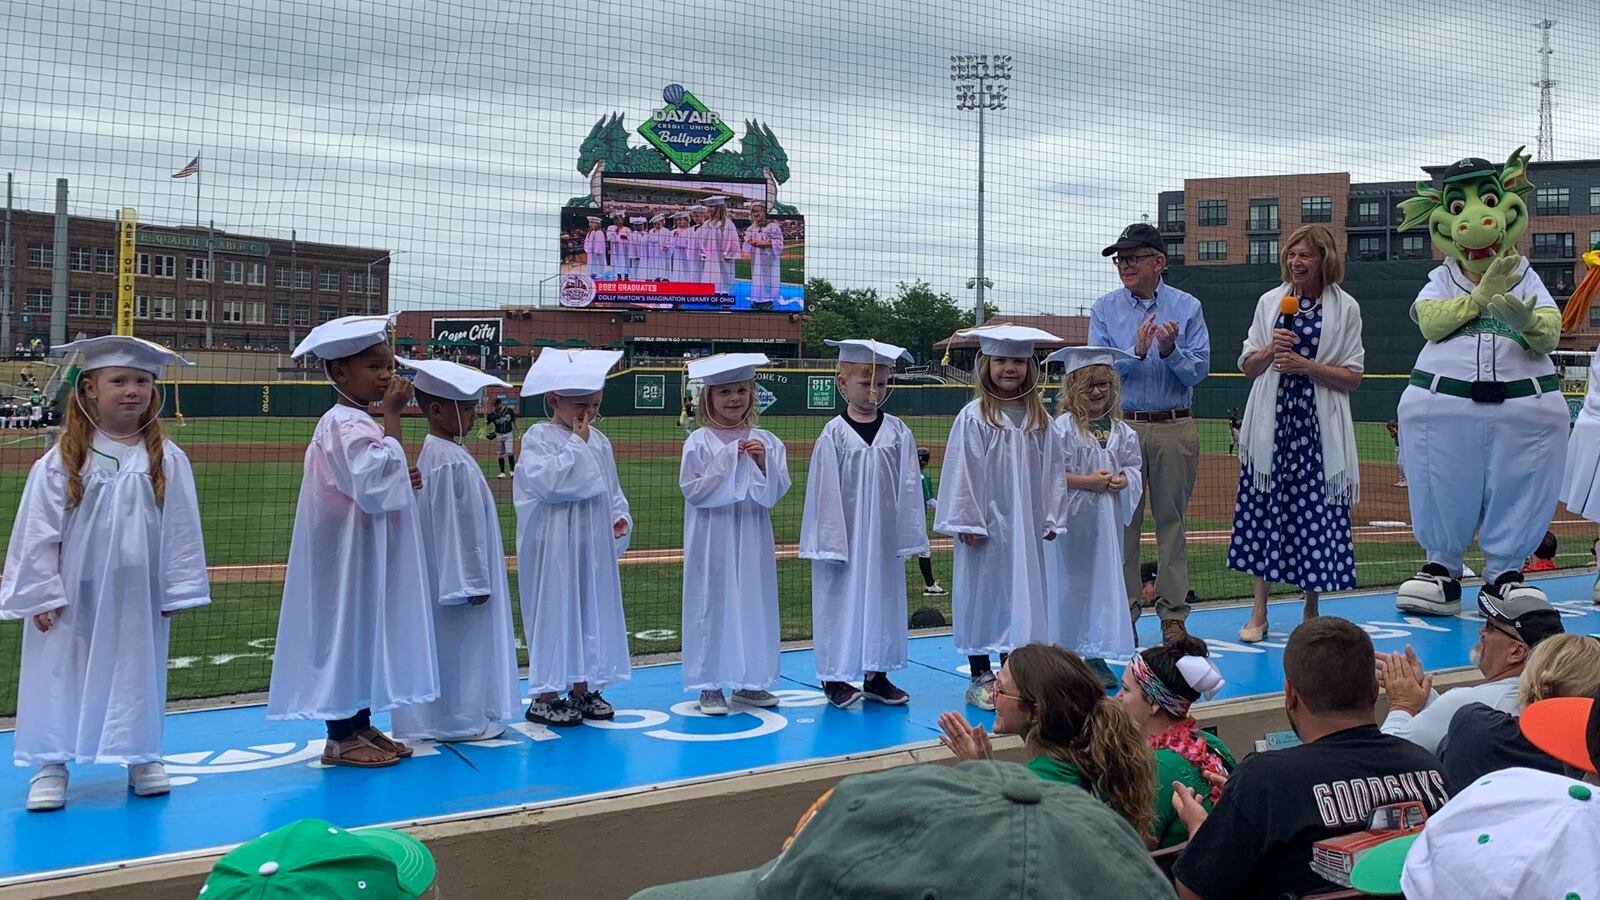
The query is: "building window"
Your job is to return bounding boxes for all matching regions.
[1198,240,1227,261]
[1534,187,1569,216]
[317,305,339,323]
[149,296,175,320]
[95,248,115,274]
[1301,196,1333,223]
[222,260,244,284]
[69,247,94,272]
[246,301,267,325]
[68,291,91,315]
[135,294,149,318]
[1165,241,1184,264]
[318,270,341,292]
[27,243,53,268]
[349,271,371,294]
[246,262,267,286]
[1247,239,1279,264]
[25,288,50,314]
[94,292,115,318]
[138,253,176,278]
[185,257,212,282]
[1247,199,1279,232]
[275,267,311,290]
[1163,202,1184,225]
[1591,305,1600,327]
[1352,236,1384,260]
[1532,233,1576,258]
[184,298,207,321]
[1198,200,1227,226]
[293,305,310,326]
[1353,201,1383,226]
[1399,234,1427,259]
[273,303,290,326]
[221,300,243,324]
[1534,263,1576,296]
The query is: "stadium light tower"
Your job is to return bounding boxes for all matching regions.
[951,53,1011,328]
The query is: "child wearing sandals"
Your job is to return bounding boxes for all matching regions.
[515,349,632,727]
[679,353,792,715]
[800,339,929,709]
[268,315,440,768]
[389,358,522,743]
[2,336,210,811]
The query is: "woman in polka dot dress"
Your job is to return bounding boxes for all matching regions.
[1229,226,1367,642]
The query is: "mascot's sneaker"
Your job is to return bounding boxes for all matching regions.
[1477,570,1549,612]
[1397,563,1462,616]
[128,762,171,797]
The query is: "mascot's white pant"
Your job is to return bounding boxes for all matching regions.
[1398,386,1568,582]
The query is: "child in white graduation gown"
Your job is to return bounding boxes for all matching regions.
[935,325,1058,712]
[268,315,439,769]
[1043,347,1141,667]
[582,216,607,278]
[679,354,792,715]
[700,197,741,293]
[389,359,522,743]
[515,349,632,727]
[669,211,695,280]
[1,336,209,811]
[744,205,785,306]
[801,339,928,710]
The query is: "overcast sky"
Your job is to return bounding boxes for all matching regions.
[3,0,1595,316]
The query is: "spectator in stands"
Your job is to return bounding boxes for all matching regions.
[1116,635,1235,848]
[1170,616,1450,900]
[630,760,1174,899]
[1437,632,1600,792]
[1379,589,1564,755]
[1520,686,1600,780]
[1231,225,1365,641]
[1090,222,1210,644]
[197,818,436,899]
[937,642,1156,839]
[1525,530,1558,572]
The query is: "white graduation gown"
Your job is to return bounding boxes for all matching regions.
[1043,414,1141,660]
[679,427,791,691]
[391,436,522,741]
[583,230,608,277]
[701,220,741,293]
[267,405,440,720]
[935,401,1051,657]
[1563,349,1600,523]
[1,435,211,766]
[800,415,928,680]
[744,223,785,303]
[670,227,696,280]
[514,422,632,694]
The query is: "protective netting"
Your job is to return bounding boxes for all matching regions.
[1,0,1596,713]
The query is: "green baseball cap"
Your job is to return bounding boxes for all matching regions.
[630,760,1175,899]
[197,818,436,899]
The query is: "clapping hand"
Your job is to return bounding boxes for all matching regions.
[1133,313,1157,358]
[937,711,994,761]
[1376,645,1432,716]
[1153,321,1180,356]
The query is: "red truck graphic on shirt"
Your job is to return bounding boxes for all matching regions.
[1309,800,1428,888]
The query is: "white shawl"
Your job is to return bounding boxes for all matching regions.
[1237,282,1365,504]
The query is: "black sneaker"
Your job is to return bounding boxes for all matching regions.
[822,681,864,710]
[569,690,615,720]
[525,697,584,727]
[1397,562,1462,616]
[862,675,909,705]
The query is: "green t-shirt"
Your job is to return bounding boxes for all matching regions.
[1026,754,1084,786]
[1151,731,1236,849]
[921,471,933,503]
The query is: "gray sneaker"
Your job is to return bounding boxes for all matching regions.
[699,690,730,715]
[569,690,615,720]
[732,689,779,707]
[966,672,997,711]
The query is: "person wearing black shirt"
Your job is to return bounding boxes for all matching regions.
[1171,617,1449,899]
[483,397,518,478]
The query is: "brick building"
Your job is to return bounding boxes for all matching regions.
[0,210,392,352]
[1158,158,1600,350]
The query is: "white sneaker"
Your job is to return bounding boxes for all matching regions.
[27,764,67,812]
[444,722,507,743]
[1396,564,1461,616]
[923,582,947,596]
[128,761,171,797]
[699,690,730,715]
[496,472,507,479]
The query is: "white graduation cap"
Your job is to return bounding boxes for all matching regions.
[825,339,912,367]
[1045,345,1137,376]
[521,348,622,397]
[671,210,692,219]
[50,335,193,377]
[629,217,646,225]
[958,324,1061,358]
[291,314,395,360]
[609,209,626,217]
[689,204,708,213]
[687,352,769,385]
[398,357,511,401]
[703,196,728,206]
[586,216,602,224]
[649,214,666,224]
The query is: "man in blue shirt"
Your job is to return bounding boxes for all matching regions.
[1088,223,1210,644]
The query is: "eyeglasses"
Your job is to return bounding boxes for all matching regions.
[991,684,1030,705]
[1112,254,1158,268]
[1481,619,1524,644]
[1084,379,1114,393]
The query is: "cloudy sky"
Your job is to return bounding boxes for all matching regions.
[2,0,1595,317]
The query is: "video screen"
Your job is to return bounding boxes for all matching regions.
[557,174,805,312]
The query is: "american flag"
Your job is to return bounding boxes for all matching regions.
[171,155,201,179]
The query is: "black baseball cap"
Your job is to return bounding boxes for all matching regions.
[1101,223,1166,257]
[1440,157,1497,185]
[1477,591,1564,647]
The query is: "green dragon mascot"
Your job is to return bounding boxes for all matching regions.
[1393,147,1569,615]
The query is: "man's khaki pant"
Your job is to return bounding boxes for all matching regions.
[1122,417,1199,624]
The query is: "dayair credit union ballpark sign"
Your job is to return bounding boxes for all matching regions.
[637,85,736,173]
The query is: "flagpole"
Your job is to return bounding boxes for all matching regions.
[195,152,201,227]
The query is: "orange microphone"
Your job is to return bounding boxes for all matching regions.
[1278,295,1299,332]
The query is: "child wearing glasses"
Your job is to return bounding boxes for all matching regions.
[1042,347,1142,689]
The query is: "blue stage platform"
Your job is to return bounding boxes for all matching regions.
[3,573,1596,885]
